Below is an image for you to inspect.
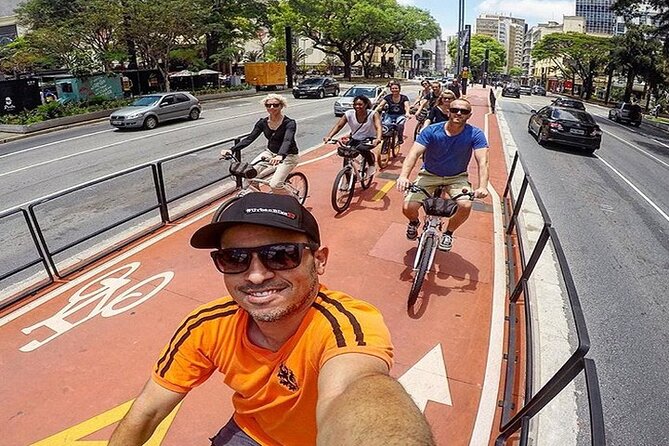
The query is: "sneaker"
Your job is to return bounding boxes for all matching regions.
[406,220,419,240]
[438,234,453,251]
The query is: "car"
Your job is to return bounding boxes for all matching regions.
[333,84,385,116]
[519,85,532,96]
[502,83,521,98]
[551,97,586,110]
[608,102,642,126]
[527,105,601,153]
[292,77,339,99]
[109,92,201,130]
[532,85,547,96]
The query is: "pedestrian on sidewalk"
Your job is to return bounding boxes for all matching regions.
[489,88,497,114]
[109,193,435,446]
[397,97,490,252]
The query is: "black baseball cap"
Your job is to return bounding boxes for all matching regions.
[190,192,320,248]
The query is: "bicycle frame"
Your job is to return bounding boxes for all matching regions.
[413,215,441,271]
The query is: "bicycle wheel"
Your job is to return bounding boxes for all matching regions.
[359,157,373,190]
[391,131,400,158]
[331,167,355,213]
[285,172,308,204]
[408,235,435,308]
[413,119,423,140]
[378,138,391,169]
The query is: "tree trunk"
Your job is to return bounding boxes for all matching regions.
[624,69,635,102]
[604,66,613,104]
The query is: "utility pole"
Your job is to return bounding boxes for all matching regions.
[482,48,489,88]
[456,0,465,77]
[461,25,471,95]
[285,26,294,88]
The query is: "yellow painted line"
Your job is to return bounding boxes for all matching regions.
[372,180,396,201]
[30,399,182,445]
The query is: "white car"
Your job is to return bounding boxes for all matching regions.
[333,85,384,117]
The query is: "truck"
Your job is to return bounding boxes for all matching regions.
[243,61,287,91]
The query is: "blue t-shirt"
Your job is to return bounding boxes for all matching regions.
[416,123,488,177]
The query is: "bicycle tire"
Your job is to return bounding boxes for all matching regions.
[378,138,391,169]
[413,119,423,140]
[285,172,309,204]
[391,131,400,158]
[359,157,373,189]
[331,167,355,213]
[408,235,435,308]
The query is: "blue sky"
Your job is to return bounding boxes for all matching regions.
[398,0,576,38]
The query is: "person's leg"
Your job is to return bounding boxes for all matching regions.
[402,170,440,239]
[438,173,474,251]
[395,115,407,144]
[210,418,261,446]
[268,153,299,192]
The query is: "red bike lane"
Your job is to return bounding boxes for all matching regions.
[0,86,510,446]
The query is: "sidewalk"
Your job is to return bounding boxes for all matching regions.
[0,86,509,446]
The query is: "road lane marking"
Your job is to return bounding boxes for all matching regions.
[398,344,452,411]
[372,180,396,200]
[0,129,112,160]
[596,154,669,222]
[601,129,669,168]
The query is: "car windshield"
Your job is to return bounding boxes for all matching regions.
[554,109,594,123]
[300,78,324,85]
[131,96,161,106]
[344,87,376,97]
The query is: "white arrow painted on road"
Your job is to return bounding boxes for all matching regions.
[398,343,452,412]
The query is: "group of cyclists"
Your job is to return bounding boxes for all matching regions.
[220,78,490,252]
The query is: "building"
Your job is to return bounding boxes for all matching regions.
[614,0,664,34]
[475,14,526,73]
[0,0,22,45]
[575,0,616,35]
[523,16,586,81]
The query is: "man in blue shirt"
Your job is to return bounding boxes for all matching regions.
[396,98,489,251]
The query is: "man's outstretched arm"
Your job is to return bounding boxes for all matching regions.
[109,379,186,446]
[316,354,435,446]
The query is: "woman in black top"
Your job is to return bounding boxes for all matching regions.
[420,90,456,133]
[221,94,299,191]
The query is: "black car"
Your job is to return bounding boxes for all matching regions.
[551,97,586,110]
[292,77,340,99]
[502,83,521,98]
[527,106,601,153]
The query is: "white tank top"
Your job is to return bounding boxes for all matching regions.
[344,109,376,140]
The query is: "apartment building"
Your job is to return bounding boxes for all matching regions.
[575,0,616,35]
[475,14,526,73]
[0,0,22,45]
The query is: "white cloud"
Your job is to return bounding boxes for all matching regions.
[397,0,415,5]
[477,0,575,26]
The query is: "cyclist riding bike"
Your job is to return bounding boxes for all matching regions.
[420,90,456,132]
[396,98,490,251]
[323,95,382,176]
[220,94,299,193]
[374,80,411,145]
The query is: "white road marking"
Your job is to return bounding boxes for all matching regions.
[601,129,669,168]
[596,154,669,222]
[398,344,452,411]
[469,111,507,446]
[0,129,112,160]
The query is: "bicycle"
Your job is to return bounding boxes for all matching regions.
[411,107,428,140]
[220,153,309,205]
[328,138,375,213]
[378,120,401,169]
[405,184,474,308]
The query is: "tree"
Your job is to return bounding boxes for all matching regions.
[531,32,612,99]
[612,0,669,49]
[465,34,506,77]
[508,67,523,77]
[0,36,53,76]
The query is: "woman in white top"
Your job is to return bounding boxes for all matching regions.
[324,95,382,174]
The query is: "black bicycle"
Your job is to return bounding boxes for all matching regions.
[378,120,401,169]
[406,184,474,308]
[329,138,375,213]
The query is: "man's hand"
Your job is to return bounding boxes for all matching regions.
[372,138,381,146]
[396,176,412,192]
[220,149,232,159]
[269,155,283,166]
[474,187,489,199]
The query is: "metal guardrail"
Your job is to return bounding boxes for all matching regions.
[496,151,605,445]
[0,135,245,311]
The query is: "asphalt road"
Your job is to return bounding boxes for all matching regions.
[498,92,669,445]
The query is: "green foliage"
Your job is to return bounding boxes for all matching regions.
[508,67,523,77]
[0,98,133,125]
[468,34,506,75]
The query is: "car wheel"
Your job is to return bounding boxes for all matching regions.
[536,127,546,145]
[318,89,325,99]
[143,116,158,130]
[634,120,641,127]
[333,88,339,97]
[585,147,597,155]
[293,93,300,99]
[188,108,200,120]
[527,122,533,134]
[614,114,621,123]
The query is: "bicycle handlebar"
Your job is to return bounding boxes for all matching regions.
[407,183,475,201]
[219,153,274,164]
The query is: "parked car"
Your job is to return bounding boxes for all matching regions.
[502,83,521,98]
[532,85,547,96]
[551,97,586,110]
[527,105,601,153]
[333,84,384,116]
[109,92,201,130]
[292,77,339,99]
[520,85,532,95]
[608,102,642,126]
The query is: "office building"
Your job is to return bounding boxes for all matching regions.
[575,0,616,35]
[475,14,526,73]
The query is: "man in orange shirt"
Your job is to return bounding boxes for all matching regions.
[109,193,434,446]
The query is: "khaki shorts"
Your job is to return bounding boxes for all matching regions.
[405,170,472,203]
[251,150,299,189]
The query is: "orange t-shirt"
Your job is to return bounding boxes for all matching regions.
[152,285,393,445]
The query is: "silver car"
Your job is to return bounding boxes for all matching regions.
[109,92,201,130]
[333,85,384,117]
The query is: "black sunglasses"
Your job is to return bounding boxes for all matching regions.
[265,103,282,108]
[210,243,319,274]
[449,107,471,115]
